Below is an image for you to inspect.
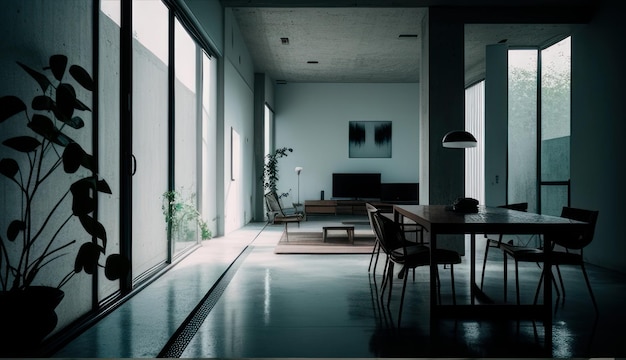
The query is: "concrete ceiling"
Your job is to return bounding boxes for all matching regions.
[226,3,585,84]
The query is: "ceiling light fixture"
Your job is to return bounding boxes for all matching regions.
[280,37,289,45]
[398,34,418,39]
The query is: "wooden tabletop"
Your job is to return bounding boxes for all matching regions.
[393,204,588,235]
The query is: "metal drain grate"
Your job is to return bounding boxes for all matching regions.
[157,246,253,358]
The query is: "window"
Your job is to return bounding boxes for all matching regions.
[507,37,571,215]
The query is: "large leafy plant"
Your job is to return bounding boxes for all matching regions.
[0,54,129,292]
[262,147,292,199]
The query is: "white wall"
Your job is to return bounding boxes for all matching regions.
[222,9,255,233]
[274,83,420,204]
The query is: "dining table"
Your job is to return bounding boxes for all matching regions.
[392,204,589,346]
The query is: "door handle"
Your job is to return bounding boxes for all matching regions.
[131,154,137,176]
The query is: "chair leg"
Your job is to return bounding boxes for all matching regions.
[398,266,410,327]
[533,267,562,305]
[480,240,491,290]
[381,256,390,290]
[580,262,599,315]
[368,241,379,272]
[556,265,566,303]
[380,257,390,294]
[435,265,442,305]
[385,262,395,306]
[373,245,381,275]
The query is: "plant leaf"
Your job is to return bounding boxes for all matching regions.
[32,95,54,111]
[70,179,95,215]
[0,158,19,179]
[0,96,27,123]
[69,64,95,91]
[7,220,26,241]
[74,242,101,274]
[62,142,84,173]
[78,215,107,247]
[56,83,76,120]
[49,54,68,82]
[105,254,130,280]
[28,114,73,146]
[17,61,51,93]
[62,116,85,129]
[2,136,41,152]
[97,179,112,194]
[73,98,91,112]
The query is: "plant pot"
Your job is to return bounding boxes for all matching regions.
[0,286,64,357]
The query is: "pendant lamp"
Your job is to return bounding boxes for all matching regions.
[442,130,477,148]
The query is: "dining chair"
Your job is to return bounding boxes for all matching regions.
[366,203,420,283]
[499,206,599,314]
[372,211,461,326]
[479,202,529,299]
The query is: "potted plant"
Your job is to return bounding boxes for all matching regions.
[0,54,129,355]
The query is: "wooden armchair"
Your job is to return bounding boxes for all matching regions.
[264,192,303,233]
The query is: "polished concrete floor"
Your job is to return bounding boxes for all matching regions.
[53,215,626,358]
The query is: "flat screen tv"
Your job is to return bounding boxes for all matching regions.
[332,173,381,200]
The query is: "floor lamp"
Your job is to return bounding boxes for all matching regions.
[295,166,303,205]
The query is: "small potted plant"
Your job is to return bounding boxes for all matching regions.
[0,54,129,355]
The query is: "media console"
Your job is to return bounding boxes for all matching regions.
[304,200,396,216]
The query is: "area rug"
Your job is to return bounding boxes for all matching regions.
[274,231,376,254]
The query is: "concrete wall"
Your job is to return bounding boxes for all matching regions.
[571,0,626,272]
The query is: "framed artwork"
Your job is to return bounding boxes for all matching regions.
[348,120,392,158]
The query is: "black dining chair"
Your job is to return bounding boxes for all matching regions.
[480,202,529,299]
[499,206,599,314]
[372,211,461,326]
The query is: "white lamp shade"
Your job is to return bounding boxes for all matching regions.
[295,166,303,174]
[442,131,477,148]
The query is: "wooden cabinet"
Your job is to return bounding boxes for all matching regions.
[304,200,337,215]
[304,200,384,216]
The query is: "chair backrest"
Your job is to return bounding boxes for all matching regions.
[372,211,407,255]
[365,202,379,235]
[550,206,599,249]
[264,192,285,216]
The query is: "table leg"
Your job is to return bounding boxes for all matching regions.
[430,232,437,313]
[543,237,553,349]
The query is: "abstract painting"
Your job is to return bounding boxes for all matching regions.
[348,121,392,158]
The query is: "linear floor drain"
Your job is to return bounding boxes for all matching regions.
[157,245,253,358]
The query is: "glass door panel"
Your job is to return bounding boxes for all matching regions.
[540,37,571,214]
[173,18,199,255]
[508,49,538,213]
[131,0,169,278]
